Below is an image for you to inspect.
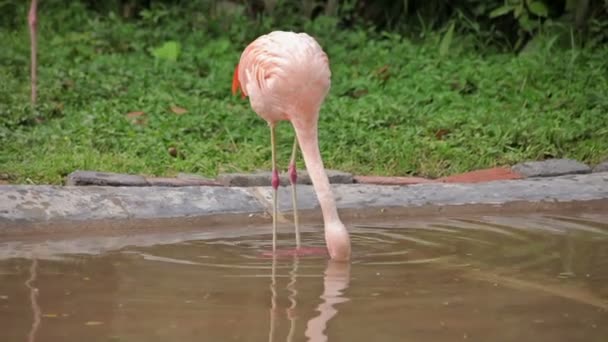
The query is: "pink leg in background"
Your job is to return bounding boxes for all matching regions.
[28,0,38,105]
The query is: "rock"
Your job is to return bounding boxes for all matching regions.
[325,169,354,184]
[353,176,434,186]
[512,159,591,178]
[217,172,273,187]
[65,170,148,186]
[66,171,224,187]
[145,177,223,187]
[217,170,353,187]
[593,161,608,173]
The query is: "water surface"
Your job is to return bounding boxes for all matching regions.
[1,213,607,341]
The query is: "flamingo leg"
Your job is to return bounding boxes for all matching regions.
[270,124,279,252]
[288,136,301,248]
[28,0,38,105]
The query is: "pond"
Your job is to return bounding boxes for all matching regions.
[1,212,607,341]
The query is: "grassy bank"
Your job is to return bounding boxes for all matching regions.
[1,3,607,184]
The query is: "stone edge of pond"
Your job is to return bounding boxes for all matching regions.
[55,158,607,188]
[1,172,607,233]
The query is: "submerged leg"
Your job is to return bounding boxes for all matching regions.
[270,124,279,252]
[268,255,277,342]
[288,136,301,248]
[286,255,299,342]
[29,0,38,105]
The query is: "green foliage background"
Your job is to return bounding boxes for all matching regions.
[0,0,607,184]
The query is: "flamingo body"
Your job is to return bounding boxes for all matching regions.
[233,31,351,261]
[234,32,330,127]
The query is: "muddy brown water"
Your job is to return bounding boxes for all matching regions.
[1,212,607,342]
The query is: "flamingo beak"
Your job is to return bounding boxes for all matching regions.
[232,64,246,99]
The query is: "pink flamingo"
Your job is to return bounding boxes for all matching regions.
[232,31,351,261]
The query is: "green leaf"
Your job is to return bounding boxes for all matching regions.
[151,41,181,62]
[518,13,538,32]
[527,1,548,17]
[514,4,524,18]
[439,21,455,57]
[489,5,513,18]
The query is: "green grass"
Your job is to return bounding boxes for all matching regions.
[1,3,607,184]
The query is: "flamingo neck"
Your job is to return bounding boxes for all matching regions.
[294,125,340,224]
[293,121,351,260]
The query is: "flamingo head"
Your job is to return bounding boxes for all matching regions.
[325,221,351,261]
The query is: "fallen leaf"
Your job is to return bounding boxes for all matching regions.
[343,88,369,98]
[126,111,147,125]
[51,102,64,114]
[170,106,188,115]
[449,81,461,90]
[375,65,389,75]
[62,79,75,90]
[126,111,144,118]
[450,79,477,95]
[374,65,391,82]
[85,321,104,326]
[435,129,451,140]
[168,147,178,157]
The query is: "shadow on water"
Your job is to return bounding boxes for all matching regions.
[1,212,607,341]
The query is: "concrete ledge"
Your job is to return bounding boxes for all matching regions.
[256,172,608,211]
[0,185,264,224]
[1,173,607,235]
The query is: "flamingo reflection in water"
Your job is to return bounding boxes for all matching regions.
[267,256,350,342]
